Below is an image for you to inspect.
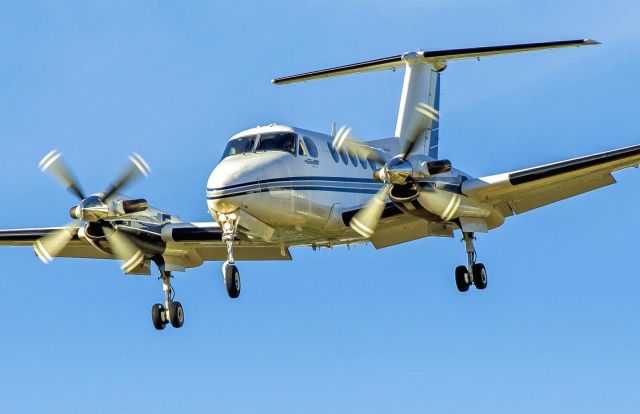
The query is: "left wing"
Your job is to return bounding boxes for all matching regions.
[461,144,640,216]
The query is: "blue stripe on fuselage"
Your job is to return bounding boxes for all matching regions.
[206,176,382,200]
[206,176,377,192]
[206,186,380,200]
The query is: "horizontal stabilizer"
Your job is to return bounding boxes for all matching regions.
[272,39,599,85]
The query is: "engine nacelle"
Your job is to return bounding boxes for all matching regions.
[415,187,505,229]
[69,197,149,221]
[389,183,420,203]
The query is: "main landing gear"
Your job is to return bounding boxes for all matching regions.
[455,232,488,292]
[219,212,241,299]
[151,270,185,330]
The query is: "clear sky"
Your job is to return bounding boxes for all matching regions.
[0,1,639,413]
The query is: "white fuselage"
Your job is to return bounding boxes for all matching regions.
[207,125,386,239]
[206,124,502,245]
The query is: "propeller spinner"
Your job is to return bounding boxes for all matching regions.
[35,150,151,272]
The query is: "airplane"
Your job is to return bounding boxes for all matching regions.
[1,39,639,331]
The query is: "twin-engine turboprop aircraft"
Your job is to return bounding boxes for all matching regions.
[1,39,639,330]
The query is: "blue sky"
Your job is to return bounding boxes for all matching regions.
[1,1,639,413]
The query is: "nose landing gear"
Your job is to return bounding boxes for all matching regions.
[151,270,185,330]
[223,261,241,298]
[455,232,488,292]
[219,212,241,299]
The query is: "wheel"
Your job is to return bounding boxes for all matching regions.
[168,301,184,328]
[151,303,166,330]
[472,263,488,290]
[455,265,470,292]
[224,263,241,298]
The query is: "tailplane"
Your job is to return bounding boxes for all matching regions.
[272,39,598,158]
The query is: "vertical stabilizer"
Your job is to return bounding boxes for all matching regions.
[393,53,442,159]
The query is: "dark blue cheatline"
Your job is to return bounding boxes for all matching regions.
[206,176,383,200]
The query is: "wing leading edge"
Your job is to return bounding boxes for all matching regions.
[462,144,640,215]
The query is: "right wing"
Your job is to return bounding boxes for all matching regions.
[462,144,640,216]
[0,221,291,269]
[0,227,110,259]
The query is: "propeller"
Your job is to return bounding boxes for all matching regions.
[35,150,151,270]
[333,126,388,165]
[39,150,85,200]
[334,102,449,238]
[349,184,392,238]
[103,224,145,273]
[33,220,81,264]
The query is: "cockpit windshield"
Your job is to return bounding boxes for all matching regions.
[255,132,297,155]
[221,135,256,159]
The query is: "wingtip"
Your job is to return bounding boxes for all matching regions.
[583,39,601,45]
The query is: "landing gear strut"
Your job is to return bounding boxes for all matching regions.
[455,232,488,292]
[219,212,241,299]
[151,270,184,330]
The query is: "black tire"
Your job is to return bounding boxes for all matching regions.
[151,303,166,330]
[455,265,470,292]
[472,263,488,290]
[169,301,184,328]
[224,264,241,298]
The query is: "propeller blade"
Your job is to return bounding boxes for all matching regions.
[33,221,81,264]
[333,126,387,165]
[400,102,440,160]
[104,225,145,273]
[102,153,150,201]
[350,184,392,238]
[38,150,85,200]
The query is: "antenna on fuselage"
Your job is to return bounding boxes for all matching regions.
[331,122,337,137]
[271,39,599,158]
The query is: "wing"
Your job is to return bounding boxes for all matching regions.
[161,222,291,269]
[461,144,640,216]
[0,221,292,268]
[0,227,110,259]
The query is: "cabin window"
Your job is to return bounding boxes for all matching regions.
[348,150,358,167]
[339,148,349,165]
[303,137,318,158]
[221,135,256,159]
[255,132,297,155]
[327,142,339,163]
[359,155,368,169]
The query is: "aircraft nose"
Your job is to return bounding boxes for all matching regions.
[207,159,263,213]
